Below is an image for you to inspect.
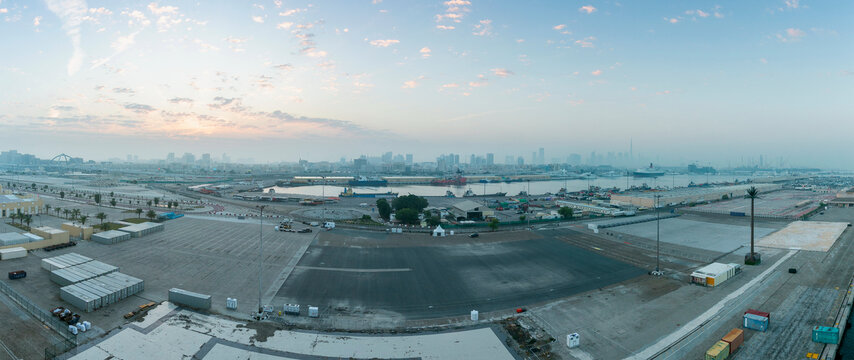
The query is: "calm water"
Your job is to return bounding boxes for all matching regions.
[265,174,749,197]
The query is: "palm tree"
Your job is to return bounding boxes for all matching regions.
[23,214,32,230]
[72,209,81,221]
[135,208,143,219]
[96,212,107,229]
[54,207,61,217]
[79,215,88,228]
[9,212,18,225]
[63,209,70,219]
[16,209,23,225]
[44,204,51,216]
[147,200,152,209]
[745,186,760,265]
[154,197,160,208]
[146,210,156,221]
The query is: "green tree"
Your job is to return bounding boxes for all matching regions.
[109,192,114,197]
[722,194,729,200]
[154,197,160,207]
[392,195,428,213]
[558,206,573,219]
[79,215,88,228]
[146,200,152,208]
[426,215,441,227]
[135,208,143,219]
[94,193,101,205]
[63,209,70,219]
[54,207,61,217]
[9,213,18,225]
[488,218,500,231]
[745,186,761,265]
[60,191,65,199]
[167,202,173,210]
[394,208,420,225]
[23,214,32,229]
[96,212,107,229]
[71,209,81,221]
[110,198,117,207]
[44,204,51,216]
[146,210,156,221]
[519,215,526,221]
[376,199,391,221]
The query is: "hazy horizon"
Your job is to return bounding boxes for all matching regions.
[1,1,852,168]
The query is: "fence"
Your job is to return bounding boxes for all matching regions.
[0,280,77,359]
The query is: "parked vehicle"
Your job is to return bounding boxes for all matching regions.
[298,228,312,233]
[8,270,26,280]
[469,233,479,238]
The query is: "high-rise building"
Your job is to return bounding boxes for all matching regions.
[405,154,413,165]
[182,152,195,165]
[517,156,525,166]
[201,153,211,169]
[354,157,368,170]
[538,148,545,165]
[382,152,393,163]
[167,152,175,163]
[486,153,494,166]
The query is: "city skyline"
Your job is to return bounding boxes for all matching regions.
[0,1,852,168]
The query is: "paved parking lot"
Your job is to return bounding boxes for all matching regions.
[609,217,779,255]
[274,231,646,320]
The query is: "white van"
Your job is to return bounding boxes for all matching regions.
[323,221,335,229]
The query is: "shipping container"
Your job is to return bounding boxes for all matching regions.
[308,306,319,318]
[8,270,26,280]
[743,313,768,332]
[41,253,92,271]
[91,230,132,245]
[168,288,211,310]
[284,304,300,315]
[691,263,741,287]
[0,247,27,260]
[705,340,730,360]
[50,261,119,286]
[812,326,840,344]
[744,309,771,323]
[721,328,744,355]
[117,222,164,238]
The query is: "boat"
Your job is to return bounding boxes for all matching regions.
[431,175,467,186]
[339,187,398,198]
[463,189,507,197]
[445,190,456,198]
[633,163,666,178]
[348,176,388,187]
[578,172,597,179]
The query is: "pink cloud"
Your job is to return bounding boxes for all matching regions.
[553,24,566,30]
[251,16,264,23]
[420,47,431,58]
[579,5,596,14]
[369,39,400,47]
[575,36,595,48]
[668,17,679,24]
[778,28,805,42]
[436,25,455,30]
[472,19,492,36]
[442,83,459,88]
[402,80,418,89]
[591,69,602,76]
[491,68,513,77]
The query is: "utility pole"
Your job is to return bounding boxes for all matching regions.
[654,194,662,275]
[256,204,266,315]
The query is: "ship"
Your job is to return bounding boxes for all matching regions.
[339,187,398,198]
[431,175,467,186]
[445,190,456,198]
[348,176,388,187]
[633,163,666,178]
[463,189,507,197]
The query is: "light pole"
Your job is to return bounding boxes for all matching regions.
[655,194,661,274]
[256,204,266,314]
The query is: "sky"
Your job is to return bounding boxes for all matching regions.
[0,0,852,168]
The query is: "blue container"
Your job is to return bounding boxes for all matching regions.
[743,313,768,332]
[812,326,840,344]
[730,211,746,217]
[7,271,26,280]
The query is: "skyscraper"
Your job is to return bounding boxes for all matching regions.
[538,148,545,165]
[486,153,494,166]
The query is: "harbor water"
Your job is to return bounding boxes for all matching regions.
[265,174,749,197]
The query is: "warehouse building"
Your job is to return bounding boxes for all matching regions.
[42,253,92,271]
[610,184,781,208]
[31,226,70,243]
[117,222,164,238]
[62,222,93,240]
[50,261,119,286]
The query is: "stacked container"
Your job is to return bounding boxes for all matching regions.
[0,247,27,260]
[91,230,132,245]
[308,306,319,318]
[284,304,300,315]
[745,309,771,324]
[705,341,730,360]
[721,328,744,355]
[743,313,769,332]
[50,261,119,286]
[41,253,92,271]
[691,263,742,287]
[168,288,211,310]
[59,272,145,312]
[117,222,164,238]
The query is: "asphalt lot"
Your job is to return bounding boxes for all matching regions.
[609,217,780,255]
[274,232,646,320]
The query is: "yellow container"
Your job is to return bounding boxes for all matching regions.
[706,277,716,286]
[705,340,730,360]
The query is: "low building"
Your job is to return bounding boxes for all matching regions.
[0,185,44,218]
[31,226,70,243]
[117,222,164,238]
[62,222,94,240]
[610,184,781,208]
[452,200,484,220]
[829,187,854,207]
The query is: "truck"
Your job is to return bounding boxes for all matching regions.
[323,221,335,229]
[8,270,26,280]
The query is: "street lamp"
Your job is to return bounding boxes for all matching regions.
[255,204,266,315]
[654,194,662,275]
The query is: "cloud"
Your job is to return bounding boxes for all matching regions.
[402,80,418,88]
[279,8,304,16]
[436,0,471,27]
[252,16,264,23]
[89,7,112,15]
[778,27,805,42]
[147,3,178,15]
[194,39,220,51]
[472,19,492,36]
[266,111,369,133]
[45,0,88,76]
[760,58,768,64]
[579,5,596,14]
[436,25,455,30]
[784,0,799,9]
[90,31,139,69]
[0,9,7,14]
[276,21,293,29]
[124,103,155,113]
[122,10,151,27]
[442,83,459,88]
[667,17,679,24]
[591,69,602,76]
[553,24,566,30]
[575,36,595,48]
[468,80,488,87]
[369,39,400,47]
[491,68,513,77]
[273,63,293,70]
[420,46,431,58]
[168,97,193,104]
[51,105,77,112]
[112,87,135,94]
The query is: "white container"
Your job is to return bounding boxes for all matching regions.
[0,247,27,260]
[308,306,319,318]
[470,310,479,321]
[450,231,454,235]
[567,333,580,348]
[76,323,86,332]
[284,304,300,315]
[226,298,238,310]
[83,321,91,331]
[68,325,78,335]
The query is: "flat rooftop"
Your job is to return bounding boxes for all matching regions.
[757,221,849,252]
